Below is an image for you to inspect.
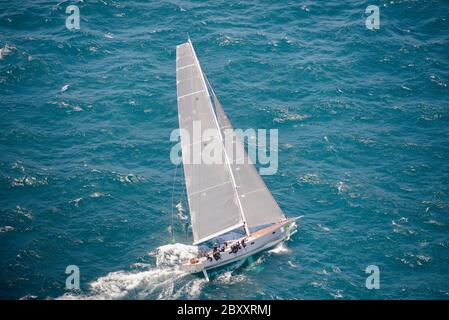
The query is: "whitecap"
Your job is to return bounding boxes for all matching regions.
[430,74,447,87]
[282,143,294,150]
[15,205,33,219]
[215,271,246,285]
[19,294,37,300]
[89,192,106,198]
[116,172,145,184]
[273,109,310,123]
[330,290,343,299]
[337,181,345,193]
[11,176,48,187]
[317,224,330,232]
[298,173,321,185]
[0,43,13,59]
[416,255,431,263]
[70,197,82,207]
[219,35,243,47]
[311,281,325,288]
[268,242,290,254]
[11,161,25,172]
[426,219,444,226]
[401,84,411,91]
[332,265,341,273]
[60,84,70,93]
[319,269,330,276]
[0,226,14,233]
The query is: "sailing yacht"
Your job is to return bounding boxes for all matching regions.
[175,39,300,281]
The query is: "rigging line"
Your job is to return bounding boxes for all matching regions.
[180,167,189,237]
[175,163,189,237]
[203,71,217,101]
[179,166,187,213]
[170,162,180,244]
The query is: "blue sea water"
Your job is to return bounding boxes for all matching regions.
[1,0,449,299]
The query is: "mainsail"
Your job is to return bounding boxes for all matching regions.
[176,40,285,245]
[176,41,243,244]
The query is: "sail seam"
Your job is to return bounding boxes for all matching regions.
[181,136,219,148]
[176,63,196,71]
[188,181,232,197]
[239,187,265,197]
[177,90,206,99]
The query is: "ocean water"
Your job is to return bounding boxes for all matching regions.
[1,0,449,300]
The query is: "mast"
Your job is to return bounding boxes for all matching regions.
[188,39,251,237]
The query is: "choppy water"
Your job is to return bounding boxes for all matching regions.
[1,0,449,299]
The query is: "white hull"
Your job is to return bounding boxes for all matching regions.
[181,218,299,277]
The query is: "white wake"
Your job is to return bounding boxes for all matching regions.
[58,243,207,300]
